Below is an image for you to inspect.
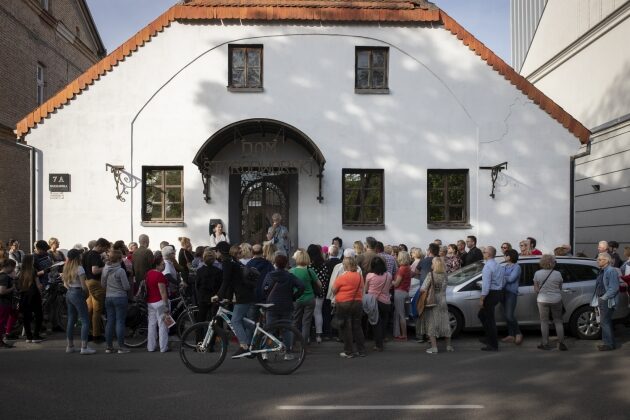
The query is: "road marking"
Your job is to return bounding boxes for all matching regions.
[277,405,484,410]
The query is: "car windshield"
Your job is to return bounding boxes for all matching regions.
[447,261,485,286]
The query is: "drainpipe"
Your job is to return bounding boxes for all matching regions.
[569,141,591,252]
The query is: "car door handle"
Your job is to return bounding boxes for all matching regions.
[563,289,576,293]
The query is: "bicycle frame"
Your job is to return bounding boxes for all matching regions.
[202,305,285,355]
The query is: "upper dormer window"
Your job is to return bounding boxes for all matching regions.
[355,47,389,93]
[228,45,263,91]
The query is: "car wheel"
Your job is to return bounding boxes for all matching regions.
[448,306,464,338]
[570,305,601,340]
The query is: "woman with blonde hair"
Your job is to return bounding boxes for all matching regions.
[18,254,45,343]
[48,237,65,263]
[422,257,453,354]
[239,243,253,265]
[62,249,95,354]
[290,249,321,343]
[519,240,532,256]
[353,241,365,256]
[177,236,194,287]
[262,242,277,263]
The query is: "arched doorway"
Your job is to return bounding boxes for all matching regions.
[193,119,325,247]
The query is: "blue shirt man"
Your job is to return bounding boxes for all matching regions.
[481,258,505,296]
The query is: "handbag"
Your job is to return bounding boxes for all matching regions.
[308,269,322,296]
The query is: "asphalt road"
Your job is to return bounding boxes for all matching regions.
[1,328,629,420]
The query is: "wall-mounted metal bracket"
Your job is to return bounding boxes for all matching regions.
[105,163,137,202]
[479,162,508,199]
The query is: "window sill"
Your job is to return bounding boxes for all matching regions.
[354,88,390,94]
[427,223,472,230]
[227,87,264,93]
[141,221,186,227]
[342,224,386,230]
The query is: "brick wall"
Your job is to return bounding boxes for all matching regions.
[0,140,31,248]
[0,0,103,247]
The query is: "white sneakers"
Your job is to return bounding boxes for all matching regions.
[80,347,96,355]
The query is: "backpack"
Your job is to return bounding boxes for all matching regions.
[241,265,260,289]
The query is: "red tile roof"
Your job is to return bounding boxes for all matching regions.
[15,1,590,143]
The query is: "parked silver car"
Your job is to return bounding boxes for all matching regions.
[410,256,629,340]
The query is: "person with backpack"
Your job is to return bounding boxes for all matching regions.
[262,252,305,352]
[215,242,257,359]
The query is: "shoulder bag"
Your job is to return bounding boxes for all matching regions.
[416,272,436,316]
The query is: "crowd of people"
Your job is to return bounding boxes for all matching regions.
[1,223,629,359]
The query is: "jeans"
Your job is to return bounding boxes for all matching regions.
[266,310,293,350]
[478,290,501,349]
[374,301,392,349]
[599,300,616,348]
[538,301,564,345]
[147,301,169,352]
[503,291,521,337]
[293,299,315,340]
[393,290,407,337]
[232,303,253,347]
[336,301,365,354]
[105,296,128,348]
[66,288,90,343]
[314,297,324,334]
[85,280,105,337]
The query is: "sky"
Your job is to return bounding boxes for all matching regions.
[85,0,511,64]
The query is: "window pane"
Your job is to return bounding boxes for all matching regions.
[165,170,181,185]
[448,173,466,187]
[428,173,443,190]
[232,69,245,87]
[356,70,369,89]
[429,190,444,204]
[449,206,464,221]
[448,188,464,205]
[364,207,381,223]
[151,204,163,219]
[344,189,360,206]
[366,173,382,188]
[166,203,182,219]
[429,206,445,222]
[344,173,362,189]
[364,190,381,207]
[146,171,162,186]
[344,206,360,223]
[372,50,386,67]
[372,70,385,88]
[247,49,261,67]
[145,186,161,203]
[357,51,370,68]
[232,49,245,68]
[166,188,181,203]
[247,68,261,87]
[145,202,153,215]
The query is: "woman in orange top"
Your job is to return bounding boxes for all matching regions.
[332,256,365,358]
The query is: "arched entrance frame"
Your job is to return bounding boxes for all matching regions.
[193,118,326,203]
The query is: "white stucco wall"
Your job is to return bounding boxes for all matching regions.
[24,21,580,252]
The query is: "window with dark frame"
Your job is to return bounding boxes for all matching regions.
[228,45,263,89]
[142,167,184,222]
[427,169,468,226]
[355,47,389,91]
[342,169,384,226]
[36,63,45,105]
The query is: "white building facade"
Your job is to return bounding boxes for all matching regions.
[17,0,589,253]
[519,0,630,255]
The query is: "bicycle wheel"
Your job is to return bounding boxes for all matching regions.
[177,308,199,339]
[256,322,305,375]
[125,318,148,348]
[179,322,228,374]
